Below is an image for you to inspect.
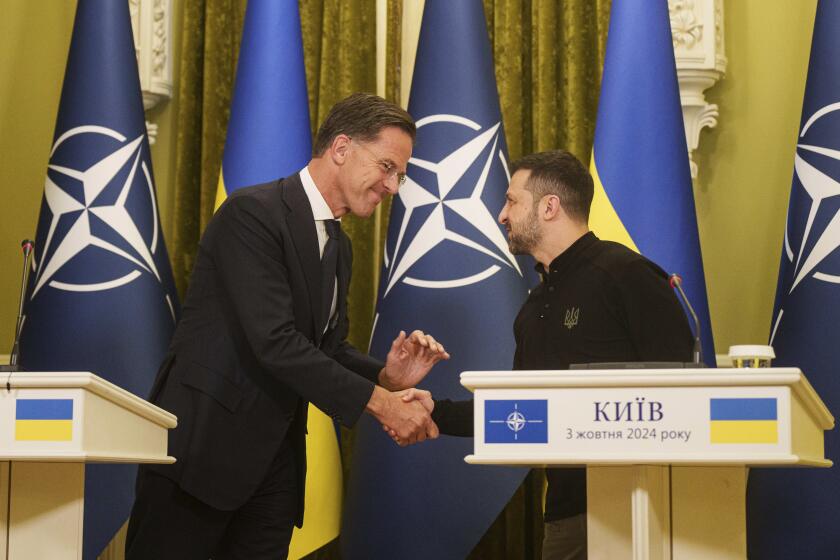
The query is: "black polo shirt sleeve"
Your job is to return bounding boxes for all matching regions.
[431,399,474,436]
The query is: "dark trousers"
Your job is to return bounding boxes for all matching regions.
[542,514,587,560]
[126,440,298,560]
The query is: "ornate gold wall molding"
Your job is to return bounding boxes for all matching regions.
[129,0,173,145]
[670,0,727,179]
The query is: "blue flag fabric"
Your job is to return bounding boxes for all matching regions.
[18,1,178,557]
[341,2,536,558]
[590,0,715,365]
[216,0,311,200]
[748,2,840,556]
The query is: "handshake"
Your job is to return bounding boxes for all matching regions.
[366,330,450,447]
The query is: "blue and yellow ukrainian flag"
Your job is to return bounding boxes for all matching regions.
[710,398,778,444]
[214,0,312,208]
[217,2,339,557]
[15,399,74,441]
[590,0,715,364]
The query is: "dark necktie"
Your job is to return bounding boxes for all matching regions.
[321,219,340,331]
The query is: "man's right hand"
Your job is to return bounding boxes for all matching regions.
[365,386,439,446]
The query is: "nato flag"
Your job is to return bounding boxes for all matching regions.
[748,2,840,557]
[18,1,179,557]
[341,1,536,558]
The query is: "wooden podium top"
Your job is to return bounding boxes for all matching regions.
[461,367,834,468]
[1,371,176,463]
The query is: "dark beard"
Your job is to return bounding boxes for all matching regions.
[507,209,541,256]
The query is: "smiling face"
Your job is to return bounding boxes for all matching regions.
[335,126,413,218]
[498,169,542,256]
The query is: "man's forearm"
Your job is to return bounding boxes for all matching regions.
[432,399,474,437]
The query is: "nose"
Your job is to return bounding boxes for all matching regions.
[383,174,400,194]
[498,205,508,225]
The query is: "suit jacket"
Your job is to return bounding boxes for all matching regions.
[146,174,382,525]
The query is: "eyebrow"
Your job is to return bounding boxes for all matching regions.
[389,159,409,175]
[377,157,397,170]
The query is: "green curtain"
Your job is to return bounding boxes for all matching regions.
[160,1,611,559]
[170,0,246,297]
[485,0,611,163]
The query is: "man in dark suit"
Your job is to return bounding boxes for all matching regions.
[126,93,448,560]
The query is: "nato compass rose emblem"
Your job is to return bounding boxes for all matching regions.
[487,401,546,442]
[30,125,175,321]
[772,102,840,343]
[502,409,528,436]
[381,114,522,297]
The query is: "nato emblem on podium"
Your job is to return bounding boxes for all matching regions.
[484,400,548,443]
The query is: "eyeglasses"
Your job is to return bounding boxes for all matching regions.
[351,138,407,186]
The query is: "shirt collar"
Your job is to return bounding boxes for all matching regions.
[535,231,598,280]
[299,166,339,222]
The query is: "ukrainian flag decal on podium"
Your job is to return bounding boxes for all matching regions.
[710,398,778,444]
[15,399,74,441]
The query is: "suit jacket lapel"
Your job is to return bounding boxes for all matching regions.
[281,174,324,343]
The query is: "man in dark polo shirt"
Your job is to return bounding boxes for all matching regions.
[418,149,693,559]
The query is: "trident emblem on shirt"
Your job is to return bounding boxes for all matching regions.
[564,307,580,330]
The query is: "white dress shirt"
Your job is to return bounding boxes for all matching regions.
[299,167,339,327]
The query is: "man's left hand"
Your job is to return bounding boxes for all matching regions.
[379,330,450,391]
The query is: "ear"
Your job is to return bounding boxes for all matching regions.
[542,194,563,220]
[330,134,352,165]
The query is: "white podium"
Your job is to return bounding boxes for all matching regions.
[462,368,834,560]
[0,371,177,559]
